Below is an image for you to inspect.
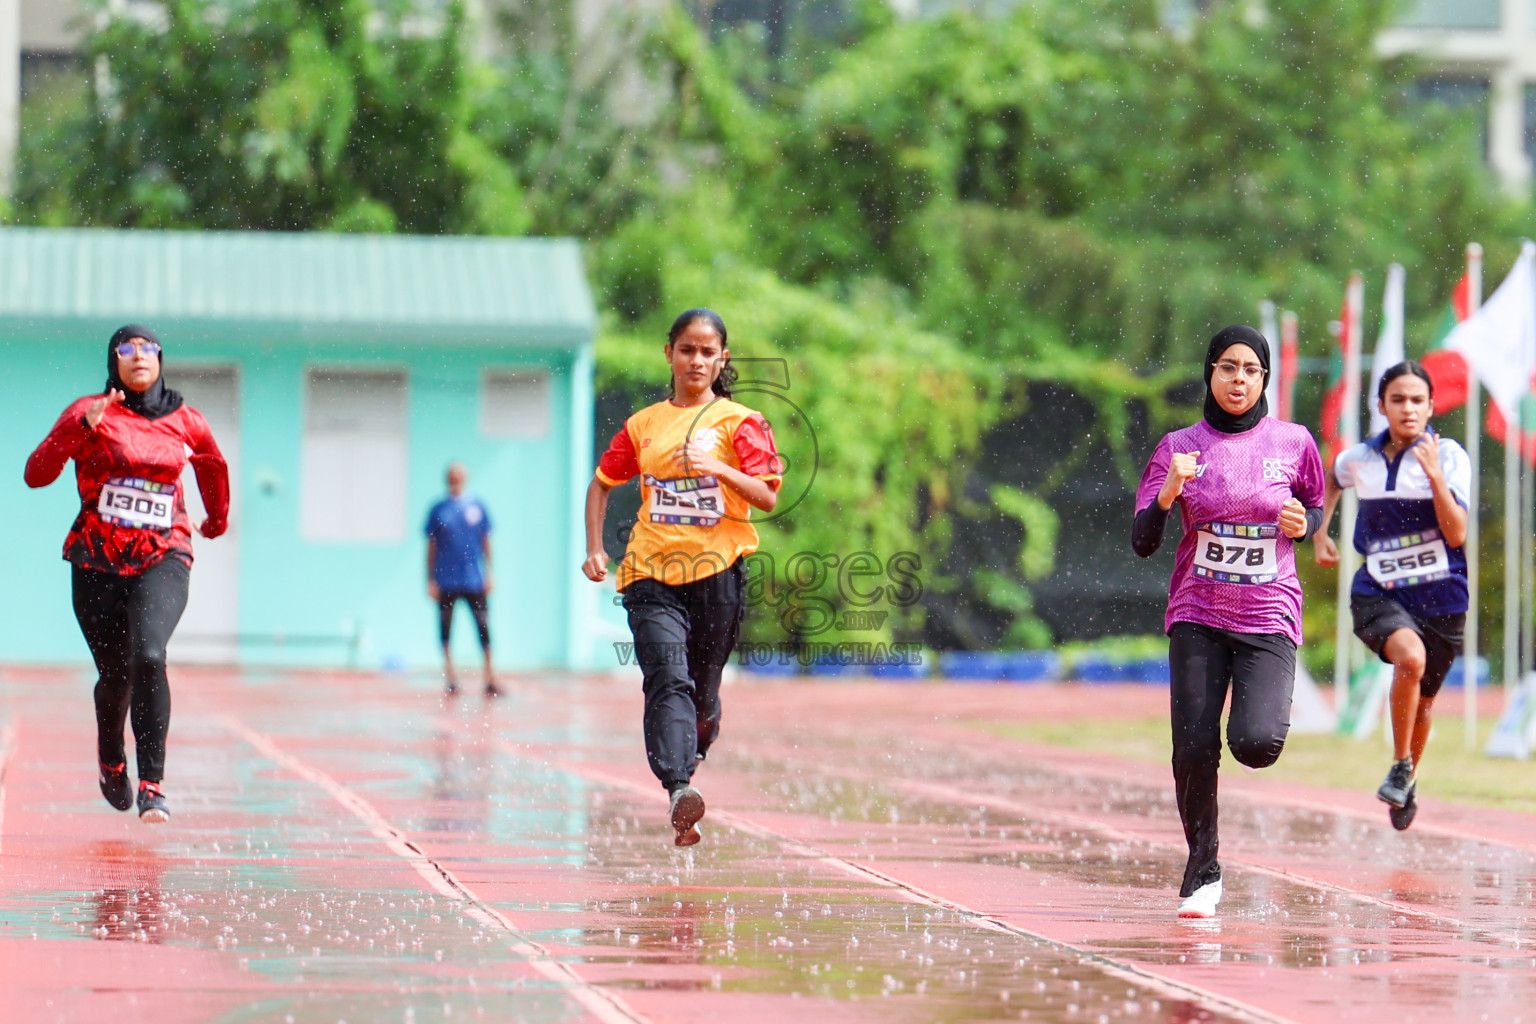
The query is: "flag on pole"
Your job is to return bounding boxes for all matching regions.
[1420,270,1475,411]
[1318,279,1359,467]
[1485,389,1536,464]
[1447,242,1536,418]
[1367,263,1406,437]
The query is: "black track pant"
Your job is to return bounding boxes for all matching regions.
[438,591,490,648]
[1169,622,1295,897]
[622,562,745,791]
[72,558,190,784]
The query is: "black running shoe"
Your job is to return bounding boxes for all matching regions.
[669,785,705,847]
[1389,783,1418,831]
[137,780,169,823]
[99,761,132,812]
[1377,758,1416,808]
[444,678,461,698]
[484,679,503,698]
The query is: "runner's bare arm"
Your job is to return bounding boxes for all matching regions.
[481,534,493,595]
[1412,433,1468,547]
[677,441,779,512]
[426,538,439,600]
[583,476,614,582]
[1313,469,1343,566]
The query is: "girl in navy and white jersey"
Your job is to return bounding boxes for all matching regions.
[1316,360,1470,830]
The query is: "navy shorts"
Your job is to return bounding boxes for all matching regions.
[1351,593,1465,699]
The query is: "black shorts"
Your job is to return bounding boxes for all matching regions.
[1351,593,1465,699]
[438,590,490,647]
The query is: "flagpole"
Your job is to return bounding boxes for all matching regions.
[1333,273,1365,707]
[1280,310,1299,422]
[1521,401,1533,686]
[1465,243,1482,748]
[1261,300,1280,416]
[1505,403,1520,703]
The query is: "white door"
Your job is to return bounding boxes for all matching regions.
[169,367,240,663]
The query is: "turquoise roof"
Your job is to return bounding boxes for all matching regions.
[0,227,595,346]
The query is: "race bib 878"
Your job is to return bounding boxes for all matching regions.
[97,477,176,530]
[1191,522,1280,585]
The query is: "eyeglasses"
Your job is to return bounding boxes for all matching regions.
[115,340,161,358]
[1212,361,1264,383]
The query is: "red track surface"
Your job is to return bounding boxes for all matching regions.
[2,667,1534,1023]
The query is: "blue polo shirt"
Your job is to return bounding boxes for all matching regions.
[425,495,491,593]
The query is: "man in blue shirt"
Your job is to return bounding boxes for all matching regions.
[426,463,499,697]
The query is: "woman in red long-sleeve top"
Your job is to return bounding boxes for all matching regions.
[26,324,229,823]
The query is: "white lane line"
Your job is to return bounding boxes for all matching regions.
[892,777,1530,951]
[0,721,17,857]
[729,737,1531,948]
[222,715,653,1024]
[936,730,1536,854]
[546,756,1303,1024]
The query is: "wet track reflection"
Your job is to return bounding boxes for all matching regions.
[1,668,1534,1023]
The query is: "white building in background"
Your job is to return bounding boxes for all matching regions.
[2,0,1535,192]
[1377,0,1536,187]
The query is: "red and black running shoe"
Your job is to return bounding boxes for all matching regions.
[99,761,132,811]
[137,780,169,823]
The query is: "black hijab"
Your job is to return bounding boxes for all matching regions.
[1202,324,1270,434]
[106,324,183,421]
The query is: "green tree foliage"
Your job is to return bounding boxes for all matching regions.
[17,0,526,233]
[620,0,1525,650]
[12,0,1529,656]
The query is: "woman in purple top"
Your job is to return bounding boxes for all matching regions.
[1132,324,1326,919]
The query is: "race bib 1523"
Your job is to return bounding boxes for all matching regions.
[97,477,177,530]
[1191,522,1280,585]
[1366,530,1450,589]
[645,474,724,527]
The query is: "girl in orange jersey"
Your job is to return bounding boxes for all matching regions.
[583,309,783,846]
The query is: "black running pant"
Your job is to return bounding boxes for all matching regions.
[438,590,490,648]
[72,558,190,784]
[1169,622,1295,897]
[622,562,745,791]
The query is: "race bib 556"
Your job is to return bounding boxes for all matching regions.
[1366,530,1450,589]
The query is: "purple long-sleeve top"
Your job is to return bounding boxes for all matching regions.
[1134,418,1325,645]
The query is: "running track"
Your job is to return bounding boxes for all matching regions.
[1,667,1534,1023]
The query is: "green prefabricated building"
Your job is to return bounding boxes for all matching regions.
[1,226,607,671]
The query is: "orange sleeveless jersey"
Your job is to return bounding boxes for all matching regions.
[596,398,782,589]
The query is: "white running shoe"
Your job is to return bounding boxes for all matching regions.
[1177,879,1222,918]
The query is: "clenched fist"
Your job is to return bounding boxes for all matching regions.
[1158,451,1201,510]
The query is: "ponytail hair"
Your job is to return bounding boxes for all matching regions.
[1378,359,1434,402]
[667,308,736,399]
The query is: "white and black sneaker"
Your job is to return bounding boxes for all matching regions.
[1177,879,1222,919]
[669,785,705,847]
[1377,759,1416,808]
